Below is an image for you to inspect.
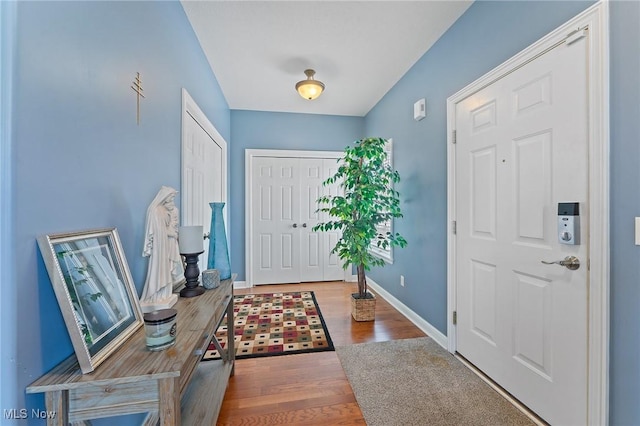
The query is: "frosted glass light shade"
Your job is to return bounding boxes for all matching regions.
[296,69,325,100]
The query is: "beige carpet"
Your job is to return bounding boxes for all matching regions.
[336,337,536,426]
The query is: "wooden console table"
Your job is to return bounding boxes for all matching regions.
[27,276,235,426]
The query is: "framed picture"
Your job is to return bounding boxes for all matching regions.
[37,228,143,374]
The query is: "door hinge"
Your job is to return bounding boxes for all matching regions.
[565,28,587,45]
[453,311,457,325]
[452,220,457,235]
[452,130,457,144]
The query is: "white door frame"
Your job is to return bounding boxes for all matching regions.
[245,149,346,287]
[180,88,229,256]
[446,3,609,425]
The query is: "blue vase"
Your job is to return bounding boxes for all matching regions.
[207,202,231,280]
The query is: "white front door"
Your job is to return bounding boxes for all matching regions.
[181,90,227,272]
[454,32,588,425]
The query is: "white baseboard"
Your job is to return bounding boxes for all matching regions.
[233,280,251,289]
[364,276,448,350]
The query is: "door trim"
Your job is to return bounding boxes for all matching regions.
[245,149,345,287]
[446,3,609,425]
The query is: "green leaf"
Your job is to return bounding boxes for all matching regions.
[314,137,407,279]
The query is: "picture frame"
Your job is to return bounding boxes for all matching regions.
[37,228,143,374]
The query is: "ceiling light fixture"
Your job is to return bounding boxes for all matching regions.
[295,69,325,100]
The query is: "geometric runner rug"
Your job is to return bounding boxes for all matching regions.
[201,291,334,361]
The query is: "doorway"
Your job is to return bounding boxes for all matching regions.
[245,149,345,286]
[181,89,228,272]
[446,3,608,425]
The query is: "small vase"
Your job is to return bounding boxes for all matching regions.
[207,202,231,280]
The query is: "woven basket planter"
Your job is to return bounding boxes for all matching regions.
[351,293,376,322]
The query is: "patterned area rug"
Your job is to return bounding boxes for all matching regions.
[202,291,334,361]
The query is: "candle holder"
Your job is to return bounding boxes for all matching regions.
[180,250,205,298]
[178,225,205,298]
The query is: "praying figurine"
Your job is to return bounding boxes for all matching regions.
[140,186,184,313]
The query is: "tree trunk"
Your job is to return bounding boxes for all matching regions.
[356,264,367,298]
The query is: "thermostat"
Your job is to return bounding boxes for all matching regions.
[414,98,426,121]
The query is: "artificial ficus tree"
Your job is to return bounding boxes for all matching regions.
[313,137,407,298]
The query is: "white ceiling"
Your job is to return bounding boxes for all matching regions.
[181,1,473,117]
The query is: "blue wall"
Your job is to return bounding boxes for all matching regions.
[2,1,229,423]
[364,0,594,340]
[609,1,640,424]
[229,110,364,279]
[3,0,639,424]
[364,1,640,424]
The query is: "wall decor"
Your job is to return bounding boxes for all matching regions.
[37,228,144,373]
[131,71,145,124]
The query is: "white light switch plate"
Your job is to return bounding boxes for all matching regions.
[636,217,640,245]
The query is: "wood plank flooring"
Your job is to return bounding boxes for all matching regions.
[216,281,427,425]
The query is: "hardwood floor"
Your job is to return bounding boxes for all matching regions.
[216,281,427,425]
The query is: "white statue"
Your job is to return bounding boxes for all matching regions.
[140,186,184,313]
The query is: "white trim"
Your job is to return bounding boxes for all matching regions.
[180,88,229,256]
[233,280,251,290]
[446,3,609,425]
[245,149,344,287]
[344,268,358,283]
[366,277,448,349]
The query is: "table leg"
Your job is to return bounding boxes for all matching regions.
[227,297,235,376]
[45,390,68,426]
[159,376,180,426]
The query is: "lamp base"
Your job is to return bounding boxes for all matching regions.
[180,251,205,298]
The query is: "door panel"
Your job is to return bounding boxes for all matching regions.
[182,112,223,271]
[470,259,497,345]
[514,132,551,244]
[300,158,324,282]
[512,271,552,378]
[456,35,588,425]
[321,160,344,280]
[470,147,497,239]
[252,157,300,284]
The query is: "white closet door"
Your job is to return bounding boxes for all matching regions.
[251,157,301,284]
[299,158,344,281]
[249,153,343,285]
[299,158,324,282]
[321,159,344,281]
[182,113,224,272]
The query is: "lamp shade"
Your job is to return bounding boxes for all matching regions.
[296,69,325,100]
[179,225,203,254]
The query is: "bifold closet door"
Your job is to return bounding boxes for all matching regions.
[299,158,343,282]
[251,156,342,285]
